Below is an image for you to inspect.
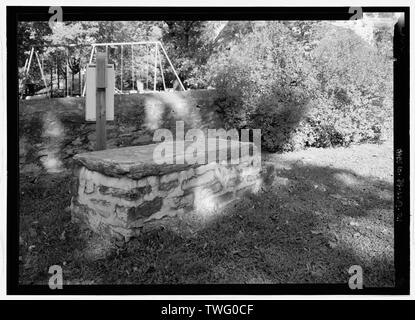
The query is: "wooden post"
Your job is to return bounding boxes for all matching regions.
[131,44,134,91]
[66,47,69,96]
[120,45,124,93]
[95,52,107,150]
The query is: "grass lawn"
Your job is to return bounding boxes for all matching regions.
[19,141,394,286]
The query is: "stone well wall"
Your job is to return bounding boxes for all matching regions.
[19,90,222,176]
[70,140,262,240]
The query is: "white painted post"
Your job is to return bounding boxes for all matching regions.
[82,46,95,96]
[158,46,166,91]
[153,43,158,91]
[35,51,48,95]
[26,47,34,76]
[23,58,28,73]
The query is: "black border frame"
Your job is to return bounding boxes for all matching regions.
[6,6,410,295]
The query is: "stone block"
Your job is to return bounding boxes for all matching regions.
[164,193,195,210]
[127,197,163,222]
[84,180,95,194]
[195,162,217,175]
[182,170,216,190]
[214,191,235,205]
[209,181,223,194]
[159,180,179,192]
[99,185,152,200]
[160,172,179,184]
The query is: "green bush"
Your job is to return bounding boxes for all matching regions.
[207,22,393,152]
[310,26,393,146]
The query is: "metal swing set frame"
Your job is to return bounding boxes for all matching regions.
[20,44,89,98]
[82,40,185,96]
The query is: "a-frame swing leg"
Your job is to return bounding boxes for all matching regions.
[158,46,166,91]
[35,51,49,98]
[158,42,185,91]
[153,43,158,91]
[82,45,96,96]
[20,47,35,96]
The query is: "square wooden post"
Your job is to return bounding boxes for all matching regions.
[96,52,107,150]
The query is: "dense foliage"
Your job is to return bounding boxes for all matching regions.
[206,21,394,151]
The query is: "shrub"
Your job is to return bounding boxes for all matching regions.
[207,22,315,151]
[206,21,393,152]
[310,26,393,146]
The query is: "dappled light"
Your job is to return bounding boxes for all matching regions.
[17,14,400,289]
[143,96,165,130]
[143,92,203,131]
[39,111,64,173]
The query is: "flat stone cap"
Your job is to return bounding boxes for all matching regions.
[73,139,258,179]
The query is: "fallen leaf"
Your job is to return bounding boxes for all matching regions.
[29,228,37,237]
[327,241,337,249]
[311,230,323,235]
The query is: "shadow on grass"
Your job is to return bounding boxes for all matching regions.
[18,158,394,287]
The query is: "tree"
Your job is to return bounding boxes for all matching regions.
[17,21,51,67]
[161,21,219,88]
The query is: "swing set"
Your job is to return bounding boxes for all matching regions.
[19,44,90,99]
[82,40,185,96]
[19,41,185,99]
[19,47,48,98]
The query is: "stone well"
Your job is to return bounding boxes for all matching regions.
[70,139,262,240]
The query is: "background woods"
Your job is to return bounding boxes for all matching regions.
[18,16,394,152]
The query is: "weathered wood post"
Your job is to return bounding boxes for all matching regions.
[66,47,69,96]
[95,52,107,150]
